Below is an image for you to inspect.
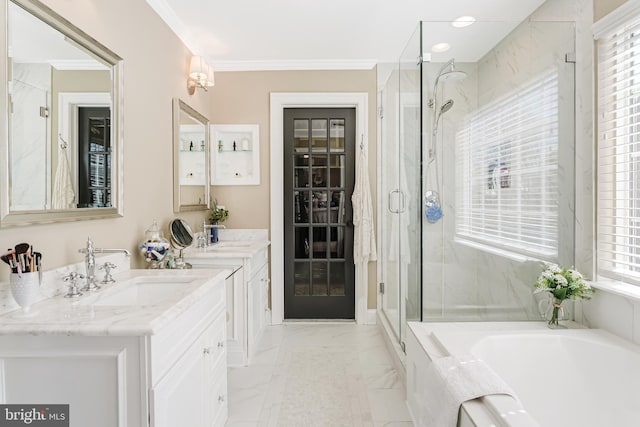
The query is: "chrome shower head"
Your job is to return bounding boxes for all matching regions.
[440,99,454,115]
[433,100,454,138]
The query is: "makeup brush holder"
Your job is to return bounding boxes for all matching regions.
[9,272,41,314]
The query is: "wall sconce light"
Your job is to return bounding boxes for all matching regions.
[187,55,215,94]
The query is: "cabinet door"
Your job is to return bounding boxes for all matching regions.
[150,337,206,427]
[247,263,268,360]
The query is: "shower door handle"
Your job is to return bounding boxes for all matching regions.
[388,189,406,213]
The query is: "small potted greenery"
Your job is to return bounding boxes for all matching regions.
[209,202,229,243]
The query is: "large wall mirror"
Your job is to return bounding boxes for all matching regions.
[173,98,210,212]
[0,0,124,227]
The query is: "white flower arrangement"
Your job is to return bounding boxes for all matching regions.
[534,264,594,301]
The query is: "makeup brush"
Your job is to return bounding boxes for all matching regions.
[14,243,30,255]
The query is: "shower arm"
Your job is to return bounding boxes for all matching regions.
[428,59,456,108]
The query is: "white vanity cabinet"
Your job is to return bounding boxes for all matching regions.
[185,242,270,366]
[0,270,228,427]
[149,277,227,427]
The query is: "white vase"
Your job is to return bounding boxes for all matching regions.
[10,272,41,313]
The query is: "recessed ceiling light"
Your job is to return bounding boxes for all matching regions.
[451,16,476,28]
[431,43,450,53]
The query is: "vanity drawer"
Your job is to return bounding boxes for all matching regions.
[149,281,225,385]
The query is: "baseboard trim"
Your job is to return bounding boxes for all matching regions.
[365,309,377,325]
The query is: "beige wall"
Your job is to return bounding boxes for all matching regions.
[594,0,628,21]
[208,70,378,308]
[0,0,211,280]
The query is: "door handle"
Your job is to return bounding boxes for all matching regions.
[388,189,400,213]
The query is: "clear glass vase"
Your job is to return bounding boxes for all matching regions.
[541,295,567,329]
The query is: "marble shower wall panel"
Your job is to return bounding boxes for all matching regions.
[531,0,594,280]
[422,61,478,318]
[10,63,51,211]
[428,20,576,320]
[443,240,477,313]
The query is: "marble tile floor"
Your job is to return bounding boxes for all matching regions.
[225,323,414,427]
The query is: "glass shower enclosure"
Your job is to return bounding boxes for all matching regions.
[379,18,575,347]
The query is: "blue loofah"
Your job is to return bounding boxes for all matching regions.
[425,205,444,223]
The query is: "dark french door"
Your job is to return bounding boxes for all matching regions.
[283,108,356,319]
[77,107,111,208]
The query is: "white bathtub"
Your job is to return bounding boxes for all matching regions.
[406,322,640,427]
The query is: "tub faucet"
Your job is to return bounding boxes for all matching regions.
[79,237,131,291]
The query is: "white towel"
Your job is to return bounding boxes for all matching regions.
[352,142,377,263]
[51,145,75,209]
[423,354,519,427]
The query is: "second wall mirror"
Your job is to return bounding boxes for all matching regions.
[173,98,210,212]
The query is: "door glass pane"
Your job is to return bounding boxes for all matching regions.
[312,190,329,223]
[330,263,346,295]
[312,119,327,151]
[330,191,344,224]
[329,226,344,258]
[89,118,108,148]
[329,155,345,187]
[312,262,328,296]
[311,168,327,188]
[312,226,327,258]
[295,167,309,188]
[294,191,310,224]
[294,262,310,296]
[295,154,310,167]
[294,119,309,151]
[330,119,345,152]
[295,227,310,258]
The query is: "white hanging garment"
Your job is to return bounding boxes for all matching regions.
[51,144,75,209]
[352,141,377,263]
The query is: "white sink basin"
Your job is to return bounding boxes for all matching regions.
[81,276,200,306]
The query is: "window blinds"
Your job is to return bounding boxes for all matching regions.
[455,70,559,258]
[597,15,640,282]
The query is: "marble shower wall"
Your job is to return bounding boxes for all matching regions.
[10,63,51,211]
[423,0,591,321]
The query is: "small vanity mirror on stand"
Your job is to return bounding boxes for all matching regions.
[169,218,194,269]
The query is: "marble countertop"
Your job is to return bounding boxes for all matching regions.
[0,268,229,336]
[183,239,270,259]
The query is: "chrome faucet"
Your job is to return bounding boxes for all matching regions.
[79,237,131,291]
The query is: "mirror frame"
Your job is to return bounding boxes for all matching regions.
[173,98,210,212]
[0,0,124,227]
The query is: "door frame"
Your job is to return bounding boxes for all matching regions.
[270,92,369,325]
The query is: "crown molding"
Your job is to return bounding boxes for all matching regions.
[146,0,192,48]
[210,59,377,72]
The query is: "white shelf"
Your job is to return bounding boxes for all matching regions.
[211,124,260,186]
